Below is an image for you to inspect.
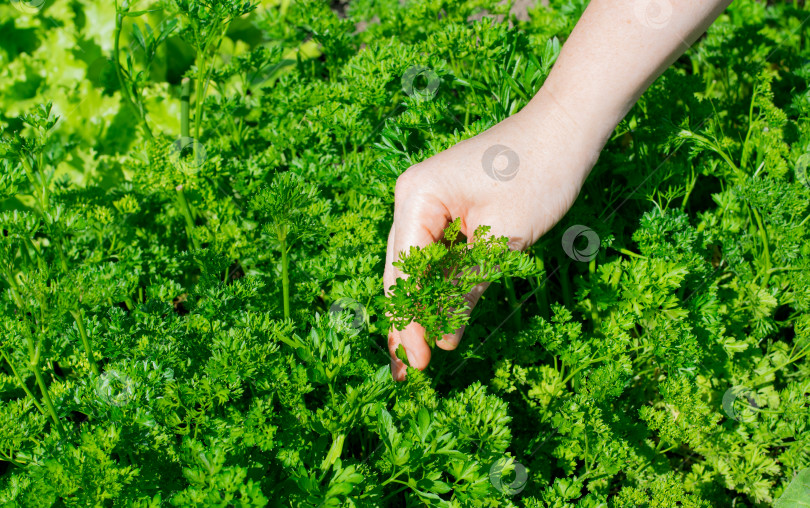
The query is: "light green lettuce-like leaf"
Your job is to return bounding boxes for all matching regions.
[79,0,119,52]
[775,469,810,508]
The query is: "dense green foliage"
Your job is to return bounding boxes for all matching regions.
[0,0,809,506]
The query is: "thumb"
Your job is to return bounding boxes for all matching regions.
[435,280,490,351]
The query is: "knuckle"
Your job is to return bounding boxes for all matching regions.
[394,170,418,202]
[394,165,429,203]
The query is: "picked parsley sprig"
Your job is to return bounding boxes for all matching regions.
[382,218,538,348]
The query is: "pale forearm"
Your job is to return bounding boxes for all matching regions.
[524,0,731,153]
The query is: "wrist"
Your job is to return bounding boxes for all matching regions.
[527,84,618,149]
[515,87,610,184]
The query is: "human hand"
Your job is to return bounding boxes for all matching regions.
[383,93,601,381]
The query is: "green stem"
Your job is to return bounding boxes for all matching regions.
[176,185,200,250]
[584,472,612,483]
[19,156,45,211]
[561,355,609,386]
[537,249,550,318]
[656,441,678,455]
[616,247,646,259]
[3,270,25,310]
[560,260,572,309]
[54,236,69,273]
[114,7,153,139]
[681,165,698,210]
[381,471,405,487]
[682,131,741,177]
[588,258,600,331]
[181,78,191,139]
[22,326,64,438]
[0,452,25,469]
[503,276,521,329]
[32,361,65,438]
[751,207,771,286]
[767,267,808,275]
[198,22,228,141]
[194,51,207,142]
[0,349,46,416]
[24,235,46,271]
[21,157,68,272]
[755,344,810,382]
[320,432,346,471]
[529,274,549,320]
[18,236,36,269]
[280,233,290,319]
[381,484,409,504]
[70,309,99,376]
[740,85,758,172]
[37,151,50,212]
[124,296,136,311]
